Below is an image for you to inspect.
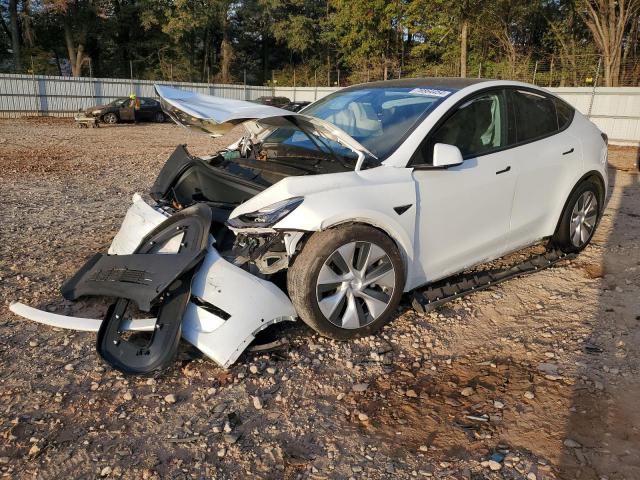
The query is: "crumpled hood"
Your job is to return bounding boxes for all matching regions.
[154,85,376,161]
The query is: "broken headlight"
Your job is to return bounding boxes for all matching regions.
[227,197,303,229]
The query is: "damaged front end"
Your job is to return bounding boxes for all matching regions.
[11,85,374,375]
[11,187,298,374]
[10,139,306,374]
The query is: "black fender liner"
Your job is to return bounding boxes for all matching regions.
[61,204,212,375]
[150,144,198,202]
[61,204,212,311]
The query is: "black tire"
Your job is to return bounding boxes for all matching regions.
[288,224,405,340]
[153,111,166,123]
[102,112,118,124]
[552,179,602,253]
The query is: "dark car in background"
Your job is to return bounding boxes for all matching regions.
[81,97,167,124]
[282,101,311,112]
[252,96,291,108]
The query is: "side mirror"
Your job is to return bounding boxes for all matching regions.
[432,143,463,168]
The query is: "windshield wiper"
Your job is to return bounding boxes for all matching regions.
[284,116,355,170]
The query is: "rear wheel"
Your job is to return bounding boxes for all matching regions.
[552,179,601,253]
[288,224,405,340]
[103,112,118,124]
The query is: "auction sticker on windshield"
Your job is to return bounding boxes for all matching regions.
[409,87,451,97]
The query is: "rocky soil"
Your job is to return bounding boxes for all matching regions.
[1,118,639,480]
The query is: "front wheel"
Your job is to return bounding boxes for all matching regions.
[102,112,118,124]
[153,111,166,123]
[288,224,405,340]
[552,179,602,253]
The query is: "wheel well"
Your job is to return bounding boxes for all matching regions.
[553,171,605,236]
[320,220,409,278]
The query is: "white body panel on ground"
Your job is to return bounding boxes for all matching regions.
[12,197,297,368]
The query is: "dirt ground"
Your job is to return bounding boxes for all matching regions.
[1,118,639,480]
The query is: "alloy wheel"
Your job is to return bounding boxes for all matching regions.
[570,190,598,247]
[103,113,118,124]
[316,241,395,329]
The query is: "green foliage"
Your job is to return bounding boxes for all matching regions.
[0,0,638,86]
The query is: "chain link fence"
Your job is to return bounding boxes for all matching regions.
[273,55,639,88]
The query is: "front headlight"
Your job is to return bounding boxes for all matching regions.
[92,110,102,115]
[227,197,303,228]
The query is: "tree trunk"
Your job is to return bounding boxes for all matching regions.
[460,17,468,78]
[220,6,233,84]
[9,0,21,72]
[64,17,85,77]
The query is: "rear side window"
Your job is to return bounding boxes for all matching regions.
[512,90,558,142]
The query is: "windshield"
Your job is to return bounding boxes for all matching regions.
[264,126,358,162]
[296,86,452,159]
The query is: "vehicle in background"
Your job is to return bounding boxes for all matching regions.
[79,97,167,124]
[252,96,291,108]
[282,101,311,112]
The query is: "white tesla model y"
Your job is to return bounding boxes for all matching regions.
[11,78,608,374]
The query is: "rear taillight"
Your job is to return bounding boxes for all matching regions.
[601,132,608,145]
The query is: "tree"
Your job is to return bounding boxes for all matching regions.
[579,0,640,86]
[44,0,101,76]
[8,0,21,71]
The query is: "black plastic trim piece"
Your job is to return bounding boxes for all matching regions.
[150,144,197,201]
[61,204,212,311]
[393,204,413,215]
[411,248,576,314]
[191,296,231,320]
[96,275,191,375]
[90,204,212,375]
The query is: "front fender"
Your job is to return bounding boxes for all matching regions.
[273,169,422,291]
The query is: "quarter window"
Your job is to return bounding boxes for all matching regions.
[555,98,575,130]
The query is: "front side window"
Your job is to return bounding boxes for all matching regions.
[413,90,510,164]
[512,90,558,142]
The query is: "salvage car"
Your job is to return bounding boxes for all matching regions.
[11,78,608,375]
[80,96,167,124]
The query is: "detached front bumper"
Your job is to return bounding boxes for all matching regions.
[10,194,297,372]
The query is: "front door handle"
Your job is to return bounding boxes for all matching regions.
[496,166,511,175]
[562,147,574,155]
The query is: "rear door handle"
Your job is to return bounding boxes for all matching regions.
[496,166,511,175]
[562,147,574,155]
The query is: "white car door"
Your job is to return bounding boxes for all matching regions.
[505,89,583,250]
[410,89,518,283]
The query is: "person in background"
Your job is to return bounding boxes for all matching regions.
[129,93,140,109]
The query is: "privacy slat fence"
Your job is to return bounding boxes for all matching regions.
[1,74,638,145]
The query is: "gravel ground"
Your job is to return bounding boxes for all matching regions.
[1,118,639,480]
